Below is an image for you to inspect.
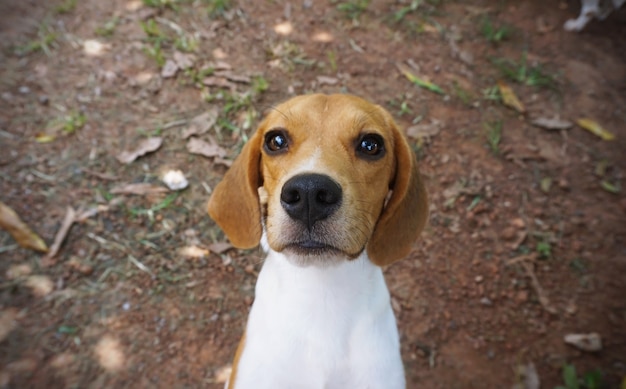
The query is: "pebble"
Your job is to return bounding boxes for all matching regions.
[564,333,602,352]
[122,302,131,311]
[480,297,493,306]
[18,86,30,94]
[500,226,517,241]
[474,275,484,283]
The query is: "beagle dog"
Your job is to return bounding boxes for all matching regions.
[208,94,428,389]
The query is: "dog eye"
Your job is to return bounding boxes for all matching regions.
[264,130,289,153]
[356,134,385,159]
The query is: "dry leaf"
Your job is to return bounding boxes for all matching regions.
[186,138,227,158]
[110,183,169,195]
[24,275,54,297]
[202,77,237,90]
[0,201,48,252]
[6,264,32,280]
[161,59,179,78]
[532,117,573,130]
[316,76,339,86]
[173,51,195,69]
[116,137,163,164]
[497,80,525,113]
[41,207,76,267]
[213,70,251,84]
[34,133,56,143]
[182,108,218,139]
[179,245,210,259]
[576,118,615,140]
[406,120,442,139]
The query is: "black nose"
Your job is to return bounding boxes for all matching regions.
[280,174,342,230]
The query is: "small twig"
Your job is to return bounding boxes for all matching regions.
[505,252,537,266]
[41,207,76,267]
[30,169,56,181]
[127,254,155,278]
[162,119,187,130]
[83,169,119,181]
[521,261,557,315]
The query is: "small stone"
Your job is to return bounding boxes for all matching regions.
[480,297,492,306]
[511,218,526,229]
[564,333,602,352]
[122,302,131,311]
[38,95,49,105]
[474,275,484,283]
[18,86,30,94]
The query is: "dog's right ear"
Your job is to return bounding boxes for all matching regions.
[207,129,264,249]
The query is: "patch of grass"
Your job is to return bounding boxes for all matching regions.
[555,363,604,389]
[15,23,57,56]
[183,66,215,85]
[266,41,315,70]
[481,16,512,43]
[452,80,474,106]
[251,76,269,95]
[140,19,168,67]
[569,258,587,275]
[483,120,502,155]
[129,193,179,219]
[392,0,421,22]
[48,112,87,135]
[204,0,231,17]
[95,17,119,37]
[336,0,370,21]
[55,0,77,14]
[326,50,338,72]
[143,0,180,11]
[491,52,557,89]
[174,34,198,53]
[482,85,501,101]
[536,241,551,259]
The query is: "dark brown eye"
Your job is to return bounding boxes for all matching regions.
[356,133,385,159]
[264,129,289,154]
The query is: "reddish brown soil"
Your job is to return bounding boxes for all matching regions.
[1,0,625,388]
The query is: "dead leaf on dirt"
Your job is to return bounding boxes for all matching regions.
[116,137,163,164]
[214,70,251,84]
[94,335,125,372]
[532,117,573,131]
[497,80,525,113]
[49,353,75,370]
[24,275,54,297]
[576,118,615,140]
[110,183,169,196]
[208,242,234,254]
[202,76,237,90]
[0,201,48,252]
[0,308,18,343]
[182,108,218,139]
[161,169,189,191]
[214,157,233,167]
[6,264,32,280]
[161,59,179,78]
[41,207,76,267]
[537,139,566,165]
[179,245,210,259]
[34,133,56,143]
[173,51,195,69]
[186,137,227,158]
[406,119,442,139]
[316,76,339,85]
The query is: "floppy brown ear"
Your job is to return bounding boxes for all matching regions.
[367,111,428,266]
[207,130,264,249]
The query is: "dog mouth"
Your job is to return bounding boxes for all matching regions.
[283,240,362,259]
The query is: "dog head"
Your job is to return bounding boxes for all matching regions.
[208,94,428,266]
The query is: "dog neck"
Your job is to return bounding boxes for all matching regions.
[232,248,405,388]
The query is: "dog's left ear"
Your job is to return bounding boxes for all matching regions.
[367,108,428,266]
[207,128,264,249]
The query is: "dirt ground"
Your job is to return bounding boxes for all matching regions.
[1,0,625,388]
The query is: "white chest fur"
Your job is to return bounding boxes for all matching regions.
[232,250,405,389]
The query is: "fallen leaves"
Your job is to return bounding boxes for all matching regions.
[182,109,218,138]
[116,137,163,164]
[0,201,48,253]
[576,118,615,140]
[0,309,18,343]
[24,275,54,297]
[497,80,525,113]
[110,183,169,196]
[186,137,227,159]
[396,63,444,95]
[531,117,573,131]
[94,335,126,372]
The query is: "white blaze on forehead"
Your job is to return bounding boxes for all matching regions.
[285,147,325,179]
